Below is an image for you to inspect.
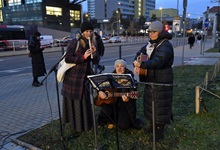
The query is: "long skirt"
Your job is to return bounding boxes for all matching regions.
[62,90,93,132]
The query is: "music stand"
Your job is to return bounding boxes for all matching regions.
[87,73,137,150]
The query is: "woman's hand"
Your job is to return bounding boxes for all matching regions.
[133,60,141,68]
[84,49,93,59]
[91,46,96,53]
[98,91,107,99]
[122,95,129,102]
[133,67,140,75]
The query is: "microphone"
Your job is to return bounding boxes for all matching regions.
[88,37,93,59]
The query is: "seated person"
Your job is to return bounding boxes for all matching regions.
[97,59,143,130]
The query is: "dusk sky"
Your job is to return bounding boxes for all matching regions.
[82,0,219,18]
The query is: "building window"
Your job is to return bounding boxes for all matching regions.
[0,10,3,21]
[46,6,62,16]
[8,0,21,6]
[26,0,42,4]
[70,10,80,21]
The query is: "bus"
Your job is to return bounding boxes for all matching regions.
[0,25,27,50]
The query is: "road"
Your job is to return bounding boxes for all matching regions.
[0,44,144,78]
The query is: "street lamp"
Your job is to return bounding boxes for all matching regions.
[111,21,119,36]
[159,7,163,22]
[116,10,120,35]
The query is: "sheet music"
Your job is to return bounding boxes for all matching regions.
[87,73,136,90]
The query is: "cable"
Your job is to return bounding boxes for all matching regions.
[0,129,31,150]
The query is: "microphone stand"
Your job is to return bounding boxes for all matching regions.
[137,81,175,150]
[39,40,79,150]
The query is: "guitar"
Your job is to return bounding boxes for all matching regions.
[94,89,139,106]
[137,53,148,81]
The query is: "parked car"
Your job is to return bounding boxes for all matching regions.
[108,36,122,43]
[53,36,73,46]
[0,41,6,51]
[101,35,110,44]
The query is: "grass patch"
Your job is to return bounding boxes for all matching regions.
[206,47,219,52]
[18,65,220,150]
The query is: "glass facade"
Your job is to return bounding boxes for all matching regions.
[26,0,42,4]
[1,0,82,31]
[0,0,2,22]
[46,6,62,16]
[4,3,43,25]
[70,10,80,21]
[8,0,21,6]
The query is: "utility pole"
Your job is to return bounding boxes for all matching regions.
[181,0,187,65]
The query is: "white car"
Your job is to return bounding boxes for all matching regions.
[108,36,122,43]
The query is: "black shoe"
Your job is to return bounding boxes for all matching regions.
[32,82,40,87]
[144,123,153,133]
[134,118,144,130]
[37,81,43,85]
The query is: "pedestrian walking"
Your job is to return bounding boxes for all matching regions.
[188,33,195,49]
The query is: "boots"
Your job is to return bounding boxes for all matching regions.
[148,124,165,142]
[144,122,153,133]
[32,77,40,87]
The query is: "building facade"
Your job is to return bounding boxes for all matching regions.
[88,0,155,34]
[0,0,82,32]
[88,0,155,22]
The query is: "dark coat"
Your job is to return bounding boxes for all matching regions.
[98,69,139,130]
[188,34,195,44]
[94,32,105,57]
[28,36,46,77]
[61,38,100,100]
[134,31,174,124]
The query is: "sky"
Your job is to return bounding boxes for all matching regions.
[81,0,219,18]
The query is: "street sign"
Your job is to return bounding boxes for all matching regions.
[204,18,209,28]
[173,20,180,32]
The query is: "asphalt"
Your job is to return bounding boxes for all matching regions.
[0,38,220,150]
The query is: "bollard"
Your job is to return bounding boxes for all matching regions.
[195,86,200,114]
[13,41,15,51]
[119,45,122,59]
[61,47,65,55]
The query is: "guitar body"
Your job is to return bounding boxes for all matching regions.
[137,53,148,81]
[94,89,139,106]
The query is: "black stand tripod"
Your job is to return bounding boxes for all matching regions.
[87,73,136,150]
[40,60,66,150]
[39,41,78,150]
[138,81,174,150]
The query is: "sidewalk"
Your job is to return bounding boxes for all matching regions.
[0,39,220,150]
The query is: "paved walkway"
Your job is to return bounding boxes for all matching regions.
[0,39,219,150]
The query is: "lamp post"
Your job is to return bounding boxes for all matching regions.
[116,10,120,35]
[111,21,119,36]
[159,7,163,22]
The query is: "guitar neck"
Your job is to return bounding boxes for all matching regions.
[105,91,139,99]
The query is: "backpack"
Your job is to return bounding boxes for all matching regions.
[197,35,201,40]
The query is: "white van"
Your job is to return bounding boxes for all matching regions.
[40,35,53,46]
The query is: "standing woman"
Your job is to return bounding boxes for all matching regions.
[133,21,174,142]
[28,31,46,87]
[61,22,100,132]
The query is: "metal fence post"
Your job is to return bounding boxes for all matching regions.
[61,47,65,55]
[195,86,200,114]
[119,45,122,59]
